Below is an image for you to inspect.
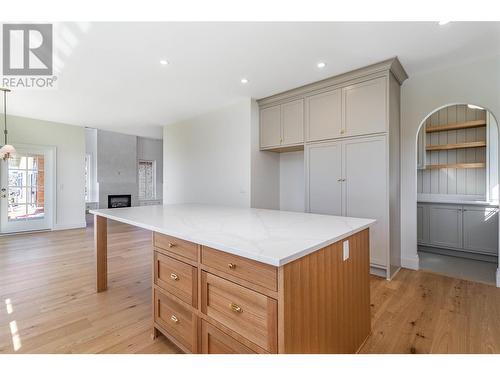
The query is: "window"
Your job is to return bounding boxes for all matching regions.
[85,154,91,202]
[138,160,156,200]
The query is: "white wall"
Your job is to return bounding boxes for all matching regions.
[163,100,252,207]
[8,115,86,230]
[401,55,500,270]
[250,99,280,209]
[279,151,305,212]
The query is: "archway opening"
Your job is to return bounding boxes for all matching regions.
[414,103,499,285]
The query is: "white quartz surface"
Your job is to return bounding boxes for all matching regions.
[90,204,375,266]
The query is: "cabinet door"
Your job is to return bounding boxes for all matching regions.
[428,205,463,249]
[463,206,499,255]
[417,204,430,244]
[305,89,342,142]
[201,320,256,354]
[343,77,387,137]
[281,99,304,145]
[343,135,388,267]
[306,141,342,216]
[260,105,281,148]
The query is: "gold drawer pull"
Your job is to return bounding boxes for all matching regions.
[170,315,179,323]
[170,273,179,281]
[168,242,175,248]
[228,263,236,270]
[229,303,243,313]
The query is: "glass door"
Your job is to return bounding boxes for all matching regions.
[0,145,54,233]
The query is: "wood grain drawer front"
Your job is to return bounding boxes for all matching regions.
[201,246,278,291]
[154,233,198,261]
[154,252,197,307]
[154,288,197,353]
[201,272,277,353]
[201,320,256,354]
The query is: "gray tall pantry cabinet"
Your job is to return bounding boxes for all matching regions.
[258,58,408,280]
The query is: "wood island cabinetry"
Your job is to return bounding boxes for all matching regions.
[151,229,371,354]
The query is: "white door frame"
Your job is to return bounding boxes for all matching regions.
[0,143,56,233]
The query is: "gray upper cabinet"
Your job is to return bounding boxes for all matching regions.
[281,99,304,145]
[305,89,342,142]
[343,77,387,137]
[463,206,499,254]
[428,205,463,249]
[260,105,281,148]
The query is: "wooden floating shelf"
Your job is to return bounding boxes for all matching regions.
[426,120,486,133]
[425,162,486,170]
[426,141,487,151]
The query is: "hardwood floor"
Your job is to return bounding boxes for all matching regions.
[0,220,499,354]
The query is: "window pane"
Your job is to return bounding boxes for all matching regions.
[138,161,154,200]
[8,187,27,204]
[9,170,26,187]
[8,204,26,221]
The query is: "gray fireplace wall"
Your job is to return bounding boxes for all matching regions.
[95,129,162,209]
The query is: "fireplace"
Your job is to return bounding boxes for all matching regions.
[108,194,132,208]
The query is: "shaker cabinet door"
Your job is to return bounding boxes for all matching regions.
[281,99,304,145]
[306,141,343,216]
[343,77,387,137]
[260,105,281,148]
[343,135,388,267]
[463,206,499,255]
[428,205,463,249]
[305,89,342,142]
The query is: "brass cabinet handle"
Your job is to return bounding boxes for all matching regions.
[340,129,346,134]
[229,303,242,313]
[168,242,175,248]
[228,263,236,270]
[170,315,179,323]
[170,273,179,281]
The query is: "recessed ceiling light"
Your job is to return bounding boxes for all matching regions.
[241,78,249,84]
[160,60,169,65]
[467,104,484,110]
[438,21,450,26]
[317,62,326,69]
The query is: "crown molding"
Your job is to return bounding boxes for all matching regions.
[257,57,408,107]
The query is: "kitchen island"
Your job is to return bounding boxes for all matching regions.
[90,204,375,354]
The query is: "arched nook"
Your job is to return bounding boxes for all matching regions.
[414,104,499,284]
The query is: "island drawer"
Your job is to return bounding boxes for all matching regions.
[154,233,198,261]
[154,288,198,353]
[154,252,197,307]
[201,271,277,353]
[201,320,256,354]
[201,246,278,291]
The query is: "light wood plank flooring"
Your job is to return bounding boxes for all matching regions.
[1,220,499,354]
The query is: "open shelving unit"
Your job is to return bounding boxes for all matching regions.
[424,119,487,170]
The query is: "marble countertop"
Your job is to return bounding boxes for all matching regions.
[90,204,375,266]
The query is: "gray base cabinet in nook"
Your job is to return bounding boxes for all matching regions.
[417,202,499,260]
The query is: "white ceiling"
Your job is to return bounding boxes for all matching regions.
[3,22,500,139]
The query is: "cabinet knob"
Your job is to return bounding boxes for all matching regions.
[229,303,243,313]
[337,178,342,182]
[170,273,179,281]
[340,129,346,134]
[170,315,179,323]
[168,242,175,248]
[228,263,236,270]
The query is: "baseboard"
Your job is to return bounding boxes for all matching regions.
[53,222,87,231]
[401,254,419,270]
[497,268,500,288]
[370,266,387,278]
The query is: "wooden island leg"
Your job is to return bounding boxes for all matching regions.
[95,215,108,292]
